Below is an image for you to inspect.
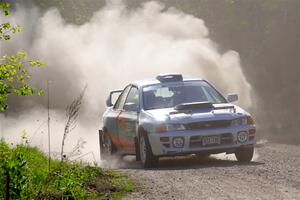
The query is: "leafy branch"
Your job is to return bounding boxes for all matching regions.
[0,1,21,41]
[0,51,45,111]
[0,1,45,111]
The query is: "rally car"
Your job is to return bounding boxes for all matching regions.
[99,74,256,168]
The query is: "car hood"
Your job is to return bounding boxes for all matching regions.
[143,103,248,124]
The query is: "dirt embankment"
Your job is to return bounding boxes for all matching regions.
[114,142,300,200]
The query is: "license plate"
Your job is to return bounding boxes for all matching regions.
[202,136,221,146]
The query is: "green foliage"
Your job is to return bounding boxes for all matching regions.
[0,2,21,41]
[0,1,10,15]
[43,163,101,199]
[90,169,135,199]
[109,172,135,199]
[0,1,45,112]
[0,140,31,199]
[0,51,45,111]
[0,141,99,199]
[0,140,133,199]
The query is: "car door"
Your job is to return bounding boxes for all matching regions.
[117,86,139,151]
[106,85,131,150]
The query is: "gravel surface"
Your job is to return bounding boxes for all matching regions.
[110,141,300,199]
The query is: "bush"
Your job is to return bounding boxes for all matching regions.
[0,140,101,199]
[0,140,134,199]
[0,140,32,199]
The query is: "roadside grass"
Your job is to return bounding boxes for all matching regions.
[0,139,134,199]
[89,170,135,199]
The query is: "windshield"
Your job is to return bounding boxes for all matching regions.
[143,81,227,110]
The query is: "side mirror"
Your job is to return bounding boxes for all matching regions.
[106,97,113,107]
[106,89,123,107]
[227,93,238,103]
[124,102,138,112]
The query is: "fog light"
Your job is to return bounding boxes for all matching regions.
[160,137,169,142]
[237,131,248,143]
[249,129,256,135]
[172,137,184,148]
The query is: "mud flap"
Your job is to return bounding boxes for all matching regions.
[99,129,104,160]
[135,136,141,161]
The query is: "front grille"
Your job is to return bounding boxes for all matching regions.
[189,133,234,148]
[184,120,231,130]
[189,136,202,148]
[221,133,234,145]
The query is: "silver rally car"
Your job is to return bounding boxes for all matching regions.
[99,74,256,168]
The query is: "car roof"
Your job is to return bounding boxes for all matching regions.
[132,76,204,88]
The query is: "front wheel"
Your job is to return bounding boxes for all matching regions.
[139,133,158,168]
[235,146,254,162]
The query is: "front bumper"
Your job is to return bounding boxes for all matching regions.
[148,125,256,156]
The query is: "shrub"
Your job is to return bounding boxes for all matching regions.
[0,140,102,199]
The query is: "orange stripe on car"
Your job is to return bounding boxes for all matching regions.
[117,116,127,130]
[109,132,135,149]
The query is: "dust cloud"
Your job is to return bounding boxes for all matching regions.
[0,1,251,163]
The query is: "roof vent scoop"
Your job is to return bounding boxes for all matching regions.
[156,74,183,82]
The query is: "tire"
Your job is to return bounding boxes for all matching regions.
[139,132,158,168]
[235,146,254,162]
[100,131,115,161]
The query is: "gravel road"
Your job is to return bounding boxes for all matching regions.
[110,141,300,199]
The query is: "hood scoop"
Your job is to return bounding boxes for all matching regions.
[172,102,236,115]
[174,102,213,111]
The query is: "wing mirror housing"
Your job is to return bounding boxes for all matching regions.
[227,93,238,103]
[106,98,113,107]
[106,89,123,107]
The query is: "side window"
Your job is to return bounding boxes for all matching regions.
[123,87,139,112]
[114,86,131,110]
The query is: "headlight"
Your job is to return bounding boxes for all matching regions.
[155,124,185,133]
[167,124,185,131]
[247,115,255,125]
[172,137,184,148]
[237,131,248,143]
[231,117,247,126]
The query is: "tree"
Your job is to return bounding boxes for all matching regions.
[0,1,45,112]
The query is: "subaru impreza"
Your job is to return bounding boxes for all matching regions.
[99,74,256,168]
